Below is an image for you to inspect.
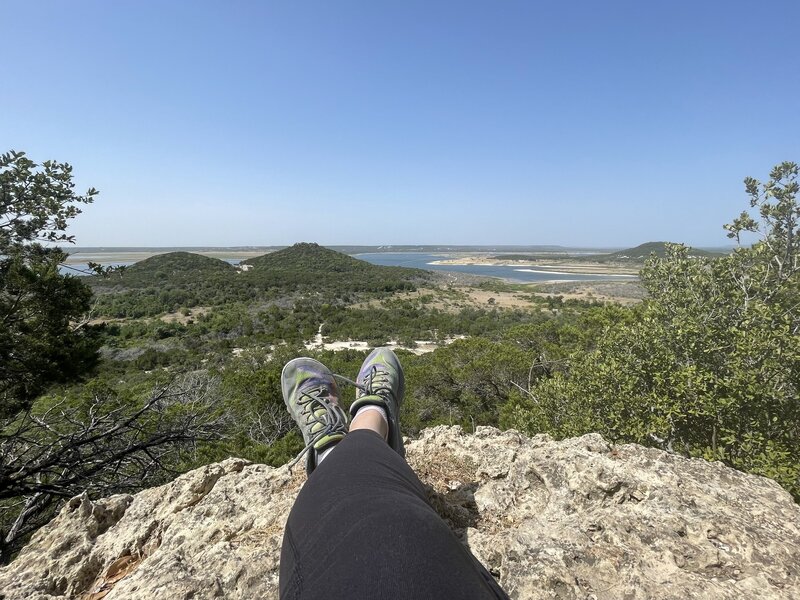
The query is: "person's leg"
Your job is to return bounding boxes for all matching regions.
[314,405,385,465]
[349,404,388,438]
[279,349,509,600]
[279,429,508,600]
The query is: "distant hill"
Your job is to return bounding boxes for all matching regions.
[243,243,427,292]
[102,252,235,286]
[605,242,724,260]
[87,252,240,316]
[245,242,382,273]
[489,242,726,263]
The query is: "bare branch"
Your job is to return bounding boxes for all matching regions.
[0,372,226,561]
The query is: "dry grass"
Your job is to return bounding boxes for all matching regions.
[408,450,483,537]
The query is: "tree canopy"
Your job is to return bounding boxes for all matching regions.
[0,151,101,418]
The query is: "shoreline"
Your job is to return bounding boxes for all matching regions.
[513,268,637,278]
[428,258,639,277]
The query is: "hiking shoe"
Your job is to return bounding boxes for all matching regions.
[281,357,349,475]
[350,347,405,457]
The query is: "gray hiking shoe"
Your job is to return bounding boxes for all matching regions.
[281,357,349,475]
[350,347,405,457]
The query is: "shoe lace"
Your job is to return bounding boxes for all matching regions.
[287,384,349,472]
[357,366,394,400]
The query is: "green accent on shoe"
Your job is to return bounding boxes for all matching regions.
[351,347,405,457]
[281,357,349,475]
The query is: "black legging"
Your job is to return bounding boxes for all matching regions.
[280,429,510,600]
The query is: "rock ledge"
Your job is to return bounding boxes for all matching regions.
[1,426,798,599]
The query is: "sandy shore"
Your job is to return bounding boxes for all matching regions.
[429,257,639,276]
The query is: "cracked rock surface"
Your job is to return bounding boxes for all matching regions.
[1,427,798,599]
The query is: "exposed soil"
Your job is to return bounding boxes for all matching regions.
[159,307,211,325]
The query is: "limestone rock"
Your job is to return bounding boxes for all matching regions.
[1,427,798,599]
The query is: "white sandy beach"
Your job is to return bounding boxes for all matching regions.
[513,268,637,278]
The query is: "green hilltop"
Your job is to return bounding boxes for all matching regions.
[115,251,234,282]
[87,252,237,316]
[245,242,383,273]
[605,242,723,260]
[243,242,427,291]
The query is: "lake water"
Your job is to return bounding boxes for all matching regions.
[61,253,637,283]
[354,253,637,283]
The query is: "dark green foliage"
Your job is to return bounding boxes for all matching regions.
[322,302,544,343]
[243,242,426,293]
[245,242,372,271]
[110,251,235,282]
[403,338,532,433]
[90,252,239,317]
[502,303,637,362]
[0,151,101,419]
[0,249,100,418]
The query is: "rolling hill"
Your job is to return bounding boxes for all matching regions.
[92,252,235,288]
[243,242,428,292]
[604,242,724,260]
[245,242,387,273]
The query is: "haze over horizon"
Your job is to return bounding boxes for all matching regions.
[4,1,798,248]
[65,242,732,253]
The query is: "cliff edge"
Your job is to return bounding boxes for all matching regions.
[1,426,798,599]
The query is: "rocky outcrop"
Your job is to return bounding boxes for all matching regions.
[1,427,798,599]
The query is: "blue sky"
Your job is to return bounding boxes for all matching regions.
[3,1,798,247]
